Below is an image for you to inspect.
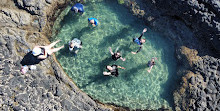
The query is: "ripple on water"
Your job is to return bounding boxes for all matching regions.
[53,0,177,110]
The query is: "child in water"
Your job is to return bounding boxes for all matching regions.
[147,57,157,73]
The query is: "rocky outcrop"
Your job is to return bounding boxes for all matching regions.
[124,0,220,56]
[0,0,113,110]
[174,55,220,111]
[152,0,220,52]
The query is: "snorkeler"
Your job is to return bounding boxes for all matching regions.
[88,18,99,27]
[147,57,157,73]
[131,28,147,54]
[69,38,82,54]
[71,3,84,14]
[109,47,126,61]
[103,65,125,77]
[32,40,64,60]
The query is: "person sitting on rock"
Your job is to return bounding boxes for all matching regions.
[32,40,64,60]
[147,57,157,73]
[69,38,82,54]
[71,3,84,14]
[131,28,147,54]
[103,65,125,77]
[109,47,126,61]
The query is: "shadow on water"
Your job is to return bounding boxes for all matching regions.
[80,57,113,88]
[98,27,132,47]
[159,53,179,110]
[121,64,146,80]
[71,27,93,40]
[103,0,139,26]
[60,10,80,29]
[56,44,74,58]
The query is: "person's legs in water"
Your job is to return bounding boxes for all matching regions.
[45,40,61,50]
[103,66,112,75]
[47,45,64,55]
[103,72,111,75]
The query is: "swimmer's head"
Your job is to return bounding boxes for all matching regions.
[90,19,95,24]
[141,39,146,43]
[116,52,120,56]
[73,7,78,13]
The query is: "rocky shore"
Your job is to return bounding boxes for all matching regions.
[0,0,113,110]
[0,0,219,110]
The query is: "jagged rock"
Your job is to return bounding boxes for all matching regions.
[45,0,52,4]
[0,37,7,46]
[15,0,45,15]
[15,94,29,103]
[189,76,195,85]
[0,8,31,27]
[61,99,80,111]
[54,85,62,96]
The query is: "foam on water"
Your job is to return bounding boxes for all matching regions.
[52,0,177,110]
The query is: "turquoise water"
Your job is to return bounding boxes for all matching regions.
[52,0,177,110]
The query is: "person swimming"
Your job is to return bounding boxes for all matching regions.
[131,28,147,54]
[103,65,125,77]
[69,38,82,54]
[71,3,84,14]
[147,57,157,73]
[88,18,99,27]
[32,40,64,60]
[109,47,126,61]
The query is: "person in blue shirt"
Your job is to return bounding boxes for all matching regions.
[88,18,99,27]
[71,3,84,14]
[131,28,147,54]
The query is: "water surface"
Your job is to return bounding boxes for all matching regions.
[52,0,177,109]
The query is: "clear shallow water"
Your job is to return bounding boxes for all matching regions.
[52,0,177,110]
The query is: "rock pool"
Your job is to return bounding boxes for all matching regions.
[52,0,177,110]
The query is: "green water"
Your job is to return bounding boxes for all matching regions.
[52,0,177,110]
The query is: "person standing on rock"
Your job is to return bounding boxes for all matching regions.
[32,40,64,60]
[71,3,84,14]
[131,28,147,54]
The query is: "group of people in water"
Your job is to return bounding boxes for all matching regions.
[21,3,157,76]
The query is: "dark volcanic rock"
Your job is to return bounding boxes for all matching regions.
[174,55,220,110]
[0,0,113,111]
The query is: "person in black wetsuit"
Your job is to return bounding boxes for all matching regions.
[131,28,147,54]
[103,65,125,77]
[109,47,126,61]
